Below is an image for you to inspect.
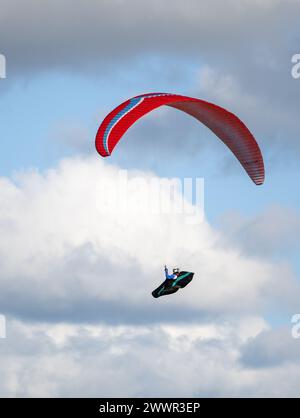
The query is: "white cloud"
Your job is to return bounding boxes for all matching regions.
[0,155,299,396]
[1,318,300,397]
[0,156,290,322]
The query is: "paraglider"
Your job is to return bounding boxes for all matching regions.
[95,92,265,185]
[152,266,194,298]
[95,92,265,298]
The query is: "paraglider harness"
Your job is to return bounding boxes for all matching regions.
[152,268,194,298]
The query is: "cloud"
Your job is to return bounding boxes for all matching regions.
[0,156,299,396]
[218,205,300,257]
[0,318,268,397]
[198,66,300,160]
[51,120,91,154]
[1,0,298,74]
[240,326,300,368]
[0,156,298,325]
[1,317,300,397]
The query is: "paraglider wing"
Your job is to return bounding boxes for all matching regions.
[95,93,265,185]
[152,271,194,298]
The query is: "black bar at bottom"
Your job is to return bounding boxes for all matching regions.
[0,397,293,416]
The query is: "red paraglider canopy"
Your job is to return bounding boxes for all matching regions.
[95,92,264,185]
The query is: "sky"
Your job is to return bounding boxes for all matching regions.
[0,0,300,397]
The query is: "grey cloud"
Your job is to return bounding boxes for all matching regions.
[2,0,300,165]
[1,0,298,75]
[240,327,300,369]
[218,205,300,257]
[0,242,227,325]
